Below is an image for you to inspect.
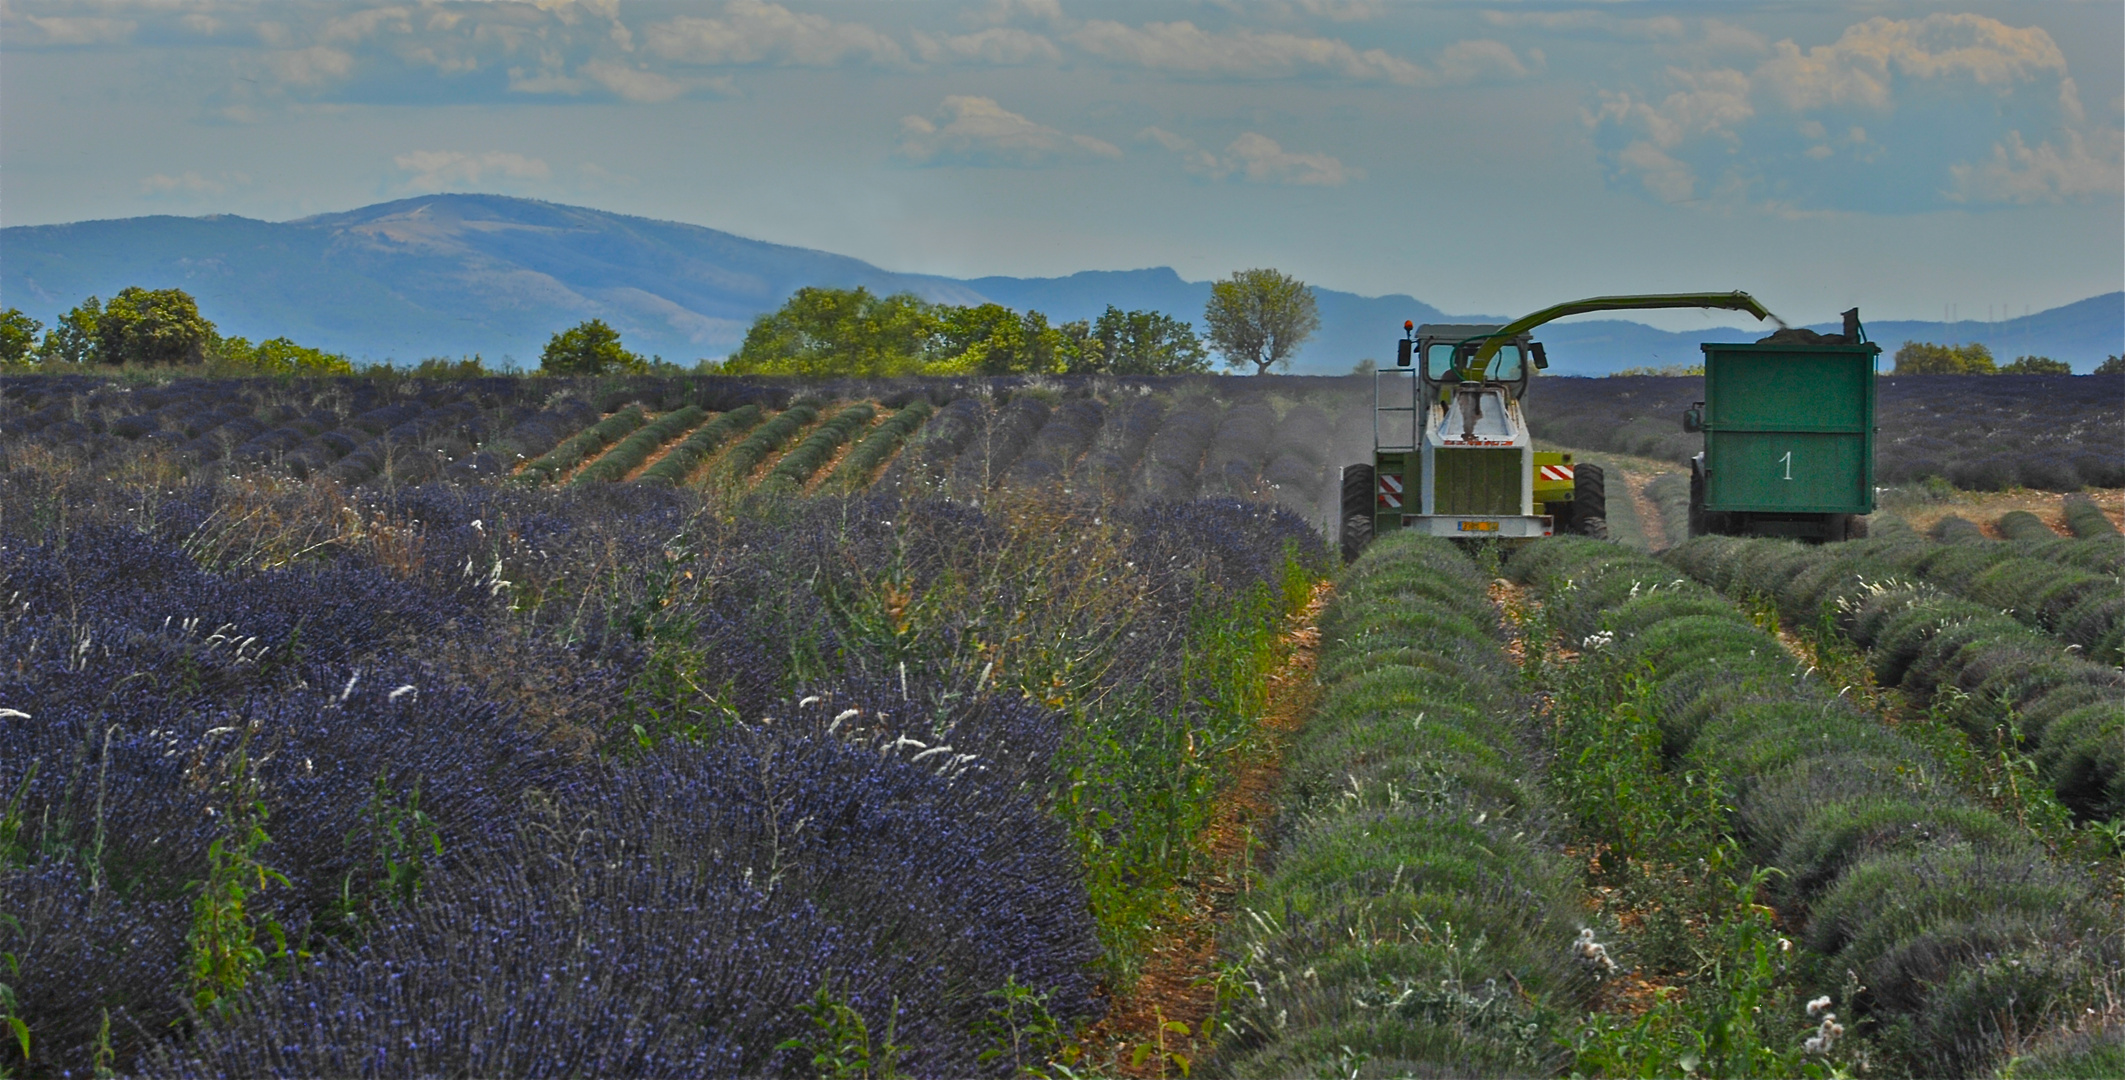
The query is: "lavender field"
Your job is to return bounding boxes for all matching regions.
[4,369,2120,1077]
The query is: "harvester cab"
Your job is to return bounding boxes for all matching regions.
[1340,291,1775,562]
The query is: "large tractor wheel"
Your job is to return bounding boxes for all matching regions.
[1573,462,1608,539]
[1339,463,1375,562]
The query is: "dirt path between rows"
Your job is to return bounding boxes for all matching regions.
[1080,579,1332,1076]
[1623,470,1672,551]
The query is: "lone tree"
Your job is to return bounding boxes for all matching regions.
[541,318,646,375]
[1205,269,1319,375]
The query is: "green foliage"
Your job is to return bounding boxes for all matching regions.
[824,401,934,492]
[360,773,442,909]
[1212,534,1586,1078]
[185,744,292,1014]
[36,297,102,366]
[724,288,941,376]
[2000,354,2072,374]
[715,403,819,486]
[1893,341,1996,374]
[2096,354,2124,375]
[634,404,764,486]
[724,287,1208,377]
[572,405,707,485]
[931,304,1068,376]
[758,403,877,493]
[212,335,355,375]
[1,920,26,1073]
[778,983,904,1080]
[96,286,217,366]
[0,310,42,367]
[973,975,1077,1078]
[1072,306,1209,375]
[540,318,647,375]
[403,356,494,378]
[518,405,647,485]
[1204,268,1319,375]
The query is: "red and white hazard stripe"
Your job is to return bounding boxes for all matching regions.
[1376,473,1403,509]
[1539,464,1574,482]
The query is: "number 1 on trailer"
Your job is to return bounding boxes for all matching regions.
[1780,450,1793,481]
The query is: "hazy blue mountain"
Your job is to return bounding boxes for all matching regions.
[2,195,985,367]
[4,194,2118,373]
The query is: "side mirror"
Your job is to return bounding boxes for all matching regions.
[1396,339,1412,368]
[1682,403,1705,433]
[1530,343,1548,370]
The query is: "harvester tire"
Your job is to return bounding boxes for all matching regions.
[1573,463,1608,539]
[1340,463,1375,563]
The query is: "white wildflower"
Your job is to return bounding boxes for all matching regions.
[1573,928,1618,976]
[1806,995,1832,1016]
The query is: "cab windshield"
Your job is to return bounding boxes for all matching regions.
[1429,341,1523,381]
[1487,345,1524,381]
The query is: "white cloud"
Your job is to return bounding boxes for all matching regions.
[1067,20,1532,87]
[140,171,250,196]
[911,27,1060,66]
[580,59,686,102]
[19,15,137,46]
[897,96,1121,167]
[508,66,588,95]
[1615,141,1696,202]
[1587,12,2110,212]
[265,46,357,88]
[1481,11,1685,40]
[1756,13,2067,111]
[1948,129,2124,204]
[1141,128,1359,186]
[644,2,907,67]
[395,150,552,191]
[961,0,1063,28]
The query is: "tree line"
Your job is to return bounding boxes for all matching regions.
[3,268,1325,378]
[1,289,355,374]
[1892,341,2118,375]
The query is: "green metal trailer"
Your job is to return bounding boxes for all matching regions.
[1684,329,1880,543]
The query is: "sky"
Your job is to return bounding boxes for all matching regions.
[2,0,2120,331]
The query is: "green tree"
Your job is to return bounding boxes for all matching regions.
[931,303,1069,375]
[1204,269,1319,375]
[0,309,42,366]
[214,335,356,375]
[1893,341,1996,374]
[39,296,105,365]
[540,318,647,375]
[1071,306,1209,375]
[2097,355,2124,375]
[97,286,217,366]
[723,288,940,376]
[2000,354,2072,375]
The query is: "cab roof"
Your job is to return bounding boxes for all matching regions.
[1416,323,1526,341]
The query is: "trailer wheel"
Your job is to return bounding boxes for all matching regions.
[1573,462,1608,539]
[1339,463,1375,562]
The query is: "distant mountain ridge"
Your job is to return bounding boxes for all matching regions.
[4,194,2118,373]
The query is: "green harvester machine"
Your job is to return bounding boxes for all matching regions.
[1341,292,1878,560]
